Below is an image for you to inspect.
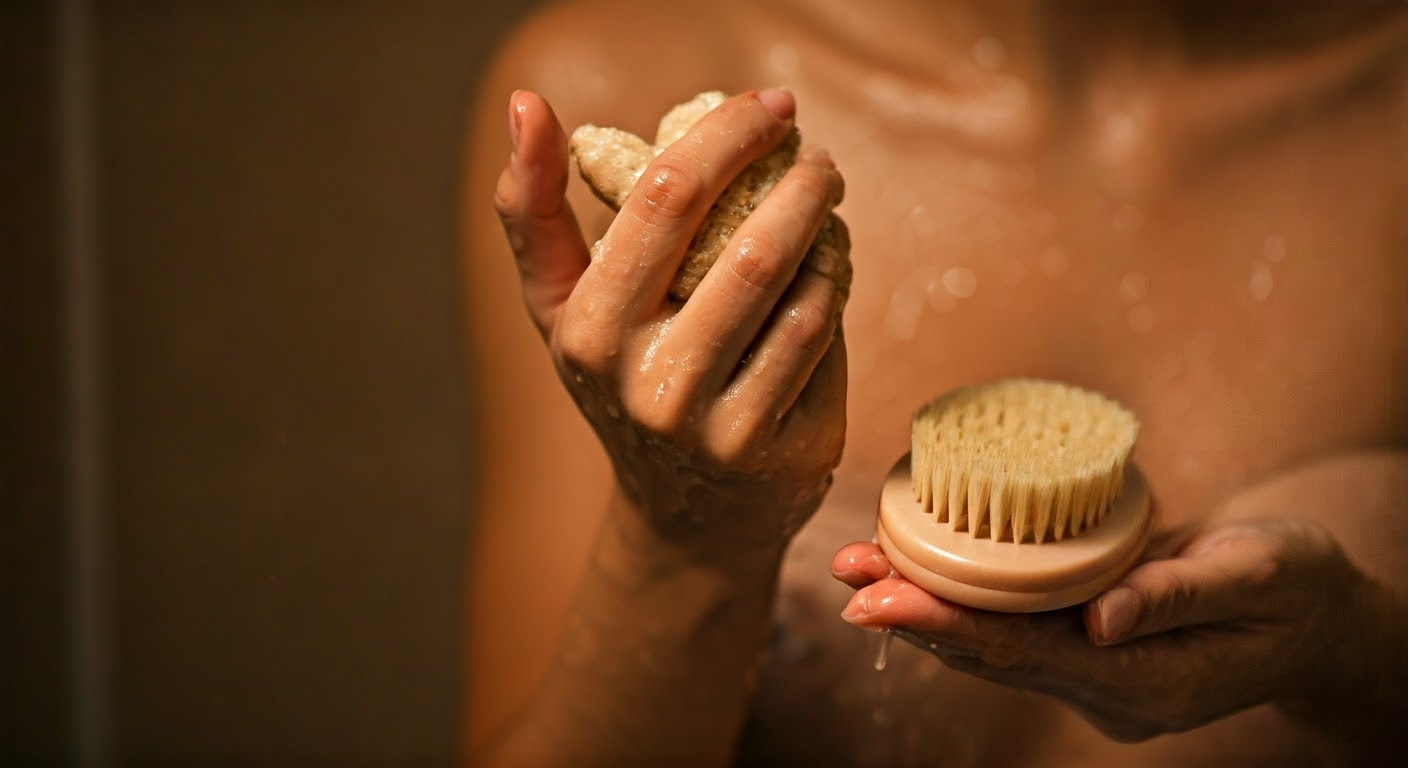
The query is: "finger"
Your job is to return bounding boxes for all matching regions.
[663,148,844,396]
[494,90,590,338]
[703,269,842,450]
[1085,528,1278,646]
[831,542,895,588]
[766,318,848,461]
[840,579,989,647]
[845,580,1095,688]
[573,89,797,325]
[791,306,846,405]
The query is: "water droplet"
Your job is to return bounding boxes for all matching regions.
[654,382,666,402]
[942,267,979,298]
[874,630,893,672]
[925,278,957,313]
[1127,304,1155,333]
[902,204,942,254]
[606,403,622,419]
[1262,234,1286,263]
[1111,203,1144,234]
[767,43,799,77]
[1249,263,1274,302]
[972,37,1007,70]
[1119,271,1149,303]
[885,283,925,340]
[574,372,585,384]
[640,332,667,371]
[1039,245,1069,277]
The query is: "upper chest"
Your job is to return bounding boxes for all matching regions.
[786,70,1407,519]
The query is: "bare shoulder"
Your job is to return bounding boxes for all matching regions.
[475,0,760,135]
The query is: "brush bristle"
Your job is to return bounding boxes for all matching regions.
[911,379,1138,543]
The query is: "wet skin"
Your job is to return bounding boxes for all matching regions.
[462,2,1408,765]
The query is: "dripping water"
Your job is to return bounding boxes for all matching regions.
[874,629,894,672]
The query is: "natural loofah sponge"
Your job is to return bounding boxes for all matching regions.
[569,91,852,302]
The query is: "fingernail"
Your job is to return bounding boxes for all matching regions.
[756,88,796,120]
[1098,588,1139,645]
[507,90,524,151]
[833,568,863,582]
[841,592,879,628]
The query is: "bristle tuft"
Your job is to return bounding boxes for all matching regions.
[910,379,1138,543]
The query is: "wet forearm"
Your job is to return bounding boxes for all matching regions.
[479,488,784,767]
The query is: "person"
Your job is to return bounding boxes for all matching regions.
[459,1,1408,765]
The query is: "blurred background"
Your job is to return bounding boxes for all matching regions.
[3,1,540,763]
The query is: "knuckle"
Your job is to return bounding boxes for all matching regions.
[1142,569,1188,626]
[556,321,617,374]
[787,162,838,207]
[631,403,686,440]
[709,434,753,467]
[715,98,779,149]
[623,379,692,440]
[726,236,785,293]
[703,410,765,467]
[1283,519,1342,564]
[634,159,703,226]
[492,167,518,219]
[1241,552,1282,589]
[777,291,838,357]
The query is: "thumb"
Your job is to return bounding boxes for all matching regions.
[494,89,590,338]
[1085,528,1276,646]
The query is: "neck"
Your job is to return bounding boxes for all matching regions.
[760,0,1401,82]
[749,0,1405,151]
[759,0,1163,87]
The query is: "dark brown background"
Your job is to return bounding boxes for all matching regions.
[3,1,539,763]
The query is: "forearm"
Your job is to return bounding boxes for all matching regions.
[1249,451,1408,765]
[478,487,785,767]
[1279,575,1408,767]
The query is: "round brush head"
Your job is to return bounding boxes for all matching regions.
[879,379,1151,613]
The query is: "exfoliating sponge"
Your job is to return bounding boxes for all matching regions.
[569,91,852,301]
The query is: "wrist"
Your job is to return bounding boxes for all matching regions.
[603,481,794,579]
